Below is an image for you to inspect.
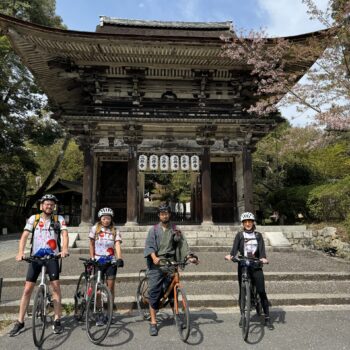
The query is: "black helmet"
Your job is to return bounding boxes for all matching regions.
[158,203,171,213]
[40,194,58,203]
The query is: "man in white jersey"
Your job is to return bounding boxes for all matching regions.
[9,194,69,337]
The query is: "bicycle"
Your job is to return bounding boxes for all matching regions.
[231,255,263,341]
[76,257,118,345]
[136,256,196,342]
[23,255,63,348]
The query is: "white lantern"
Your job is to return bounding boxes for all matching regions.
[180,155,190,171]
[138,154,147,171]
[191,155,200,171]
[170,155,179,171]
[160,155,169,171]
[149,154,158,171]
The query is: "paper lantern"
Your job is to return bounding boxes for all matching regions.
[180,155,190,171]
[191,155,200,171]
[138,154,147,171]
[170,155,179,171]
[149,154,158,171]
[160,155,169,171]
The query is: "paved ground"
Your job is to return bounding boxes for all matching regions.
[1,306,350,349]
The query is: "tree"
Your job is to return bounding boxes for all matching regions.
[222,0,350,131]
[0,1,67,216]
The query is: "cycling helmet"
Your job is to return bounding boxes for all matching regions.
[98,207,114,218]
[158,203,171,213]
[40,194,58,203]
[240,212,255,222]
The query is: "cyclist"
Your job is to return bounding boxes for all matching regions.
[144,203,198,336]
[225,212,274,330]
[9,194,69,337]
[89,207,123,324]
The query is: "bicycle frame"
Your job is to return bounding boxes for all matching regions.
[159,268,181,310]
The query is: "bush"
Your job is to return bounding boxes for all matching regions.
[307,176,350,221]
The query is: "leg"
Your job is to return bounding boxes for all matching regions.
[18,281,36,322]
[50,280,62,320]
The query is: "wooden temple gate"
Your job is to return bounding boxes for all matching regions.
[0,14,320,225]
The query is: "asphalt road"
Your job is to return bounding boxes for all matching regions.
[1,306,350,350]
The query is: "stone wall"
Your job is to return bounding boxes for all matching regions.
[284,226,350,260]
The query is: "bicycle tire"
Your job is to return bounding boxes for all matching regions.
[32,285,47,348]
[241,280,251,341]
[136,277,150,321]
[174,287,191,342]
[74,272,88,321]
[85,284,113,345]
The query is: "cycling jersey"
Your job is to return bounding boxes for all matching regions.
[24,215,67,256]
[89,224,122,258]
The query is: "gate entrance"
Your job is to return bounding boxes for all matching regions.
[139,171,200,224]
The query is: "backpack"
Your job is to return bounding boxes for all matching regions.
[30,213,61,255]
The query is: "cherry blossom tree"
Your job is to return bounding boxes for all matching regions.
[222,0,350,131]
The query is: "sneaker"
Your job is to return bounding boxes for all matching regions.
[52,319,63,334]
[96,315,106,327]
[265,317,274,330]
[8,321,25,337]
[149,324,158,336]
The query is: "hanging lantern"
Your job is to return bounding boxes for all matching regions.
[160,155,169,171]
[191,155,200,171]
[180,155,190,171]
[149,154,158,171]
[170,155,179,171]
[138,154,148,171]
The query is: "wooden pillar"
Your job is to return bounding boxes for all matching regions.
[126,144,138,225]
[138,172,145,222]
[80,146,93,226]
[243,146,254,212]
[201,146,213,224]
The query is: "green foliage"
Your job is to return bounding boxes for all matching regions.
[26,139,83,194]
[0,0,65,206]
[307,176,350,221]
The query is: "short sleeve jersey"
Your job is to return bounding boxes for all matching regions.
[89,224,122,258]
[24,215,67,256]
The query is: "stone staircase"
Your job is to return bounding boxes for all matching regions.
[3,225,348,315]
[69,224,305,253]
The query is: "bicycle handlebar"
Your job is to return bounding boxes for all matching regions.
[158,255,198,268]
[231,255,266,267]
[79,257,118,267]
[22,254,68,263]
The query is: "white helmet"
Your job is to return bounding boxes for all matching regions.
[240,212,255,222]
[98,207,114,218]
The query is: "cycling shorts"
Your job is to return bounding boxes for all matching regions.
[26,259,60,283]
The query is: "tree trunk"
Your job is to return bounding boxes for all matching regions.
[23,134,70,217]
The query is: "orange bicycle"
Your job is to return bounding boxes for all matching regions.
[136,256,195,342]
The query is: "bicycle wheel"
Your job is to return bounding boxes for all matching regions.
[74,272,88,321]
[86,284,113,345]
[136,277,150,320]
[241,281,251,341]
[32,285,47,348]
[174,287,191,342]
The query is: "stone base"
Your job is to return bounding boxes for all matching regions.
[201,221,214,226]
[124,221,139,227]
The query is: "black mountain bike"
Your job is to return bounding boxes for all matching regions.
[232,255,263,341]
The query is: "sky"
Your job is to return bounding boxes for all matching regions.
[55,0,330,126]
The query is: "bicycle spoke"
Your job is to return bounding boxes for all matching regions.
[174,287,191,342]
[136,277,150,321]
[86,284,113,345]
[74,273,88,321]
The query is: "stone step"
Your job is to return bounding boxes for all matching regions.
[1,293,349,314]
[3,271,350,287]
